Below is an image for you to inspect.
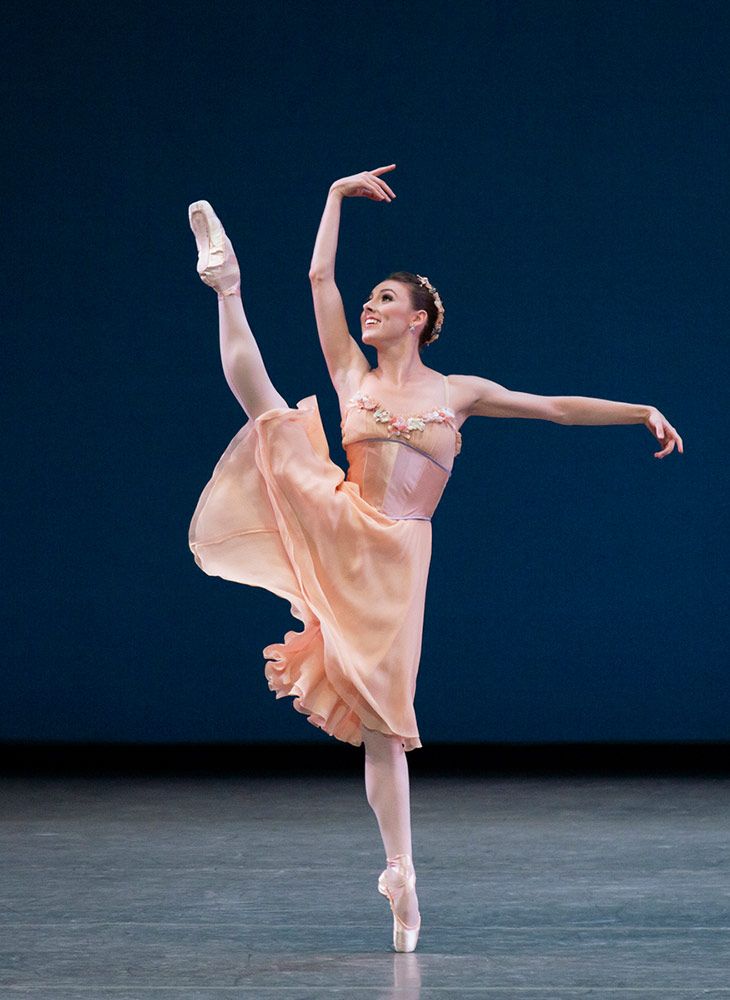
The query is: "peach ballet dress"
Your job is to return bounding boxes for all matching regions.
[188,372,462,752]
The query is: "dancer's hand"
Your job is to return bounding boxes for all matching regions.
[644,406,684,458]
[329,165,397,202]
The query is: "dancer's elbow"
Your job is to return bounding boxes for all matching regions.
[309,268,335,282]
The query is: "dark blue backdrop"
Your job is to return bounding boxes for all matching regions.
[4,0,726,745]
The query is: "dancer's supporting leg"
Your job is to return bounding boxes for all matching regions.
[217,294,288,421]
[361,724,420,927]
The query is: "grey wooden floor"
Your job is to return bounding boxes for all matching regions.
[1,773,728,998]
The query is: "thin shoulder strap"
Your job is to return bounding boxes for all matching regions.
[442,373,450,409]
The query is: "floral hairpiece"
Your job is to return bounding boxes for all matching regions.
[415,273,445,345]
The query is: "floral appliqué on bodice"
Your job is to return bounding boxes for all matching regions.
[346,391,462,456]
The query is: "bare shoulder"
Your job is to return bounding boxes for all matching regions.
[447,372,564,423]
[445,373,483,426]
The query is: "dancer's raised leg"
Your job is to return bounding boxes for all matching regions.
[189,200,288,421]
[216,295,289,420]
[361,723,421,930]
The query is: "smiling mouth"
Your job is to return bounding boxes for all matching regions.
[364,319,381,326]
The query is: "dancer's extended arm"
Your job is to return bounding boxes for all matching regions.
[309,166,397,393]
[454,374,683,458]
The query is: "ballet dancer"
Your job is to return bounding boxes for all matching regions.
[187,163,684,953]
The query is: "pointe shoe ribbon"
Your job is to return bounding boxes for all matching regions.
[377,853,421,952]
[188,199,241,298]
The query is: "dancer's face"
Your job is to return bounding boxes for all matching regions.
[361,281,427,346]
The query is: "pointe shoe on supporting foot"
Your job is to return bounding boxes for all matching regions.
[188,200,241,298]
[377,853,421,952]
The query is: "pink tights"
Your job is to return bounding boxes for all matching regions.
[361,724,413,858]
[361,724,420,926]
[216,294,288,419]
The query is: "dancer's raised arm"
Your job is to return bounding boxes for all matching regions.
[309,165,397,393]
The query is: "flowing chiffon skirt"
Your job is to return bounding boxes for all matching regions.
[189,395,431,751]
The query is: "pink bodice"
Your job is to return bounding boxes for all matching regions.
[340,374,462,522]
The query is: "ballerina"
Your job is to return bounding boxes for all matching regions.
[187,164,684,953]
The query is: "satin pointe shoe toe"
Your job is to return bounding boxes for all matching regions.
[377,853,421,952]
[187,199,241,298]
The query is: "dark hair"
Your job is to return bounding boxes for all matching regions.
[385,271,442,351]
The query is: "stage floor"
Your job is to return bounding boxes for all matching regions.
[1,773,728,997]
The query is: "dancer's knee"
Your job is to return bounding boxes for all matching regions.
[361,723,404,759]
[248,391,289,421]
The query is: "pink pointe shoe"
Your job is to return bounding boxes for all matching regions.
[187,200,241,299]
[377,853,421,952]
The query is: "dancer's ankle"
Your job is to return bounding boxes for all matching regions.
[217,284,242,302]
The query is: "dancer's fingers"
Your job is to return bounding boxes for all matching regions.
[370,165,397,198]
[374,176,397,199]
[365,178,391,201]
